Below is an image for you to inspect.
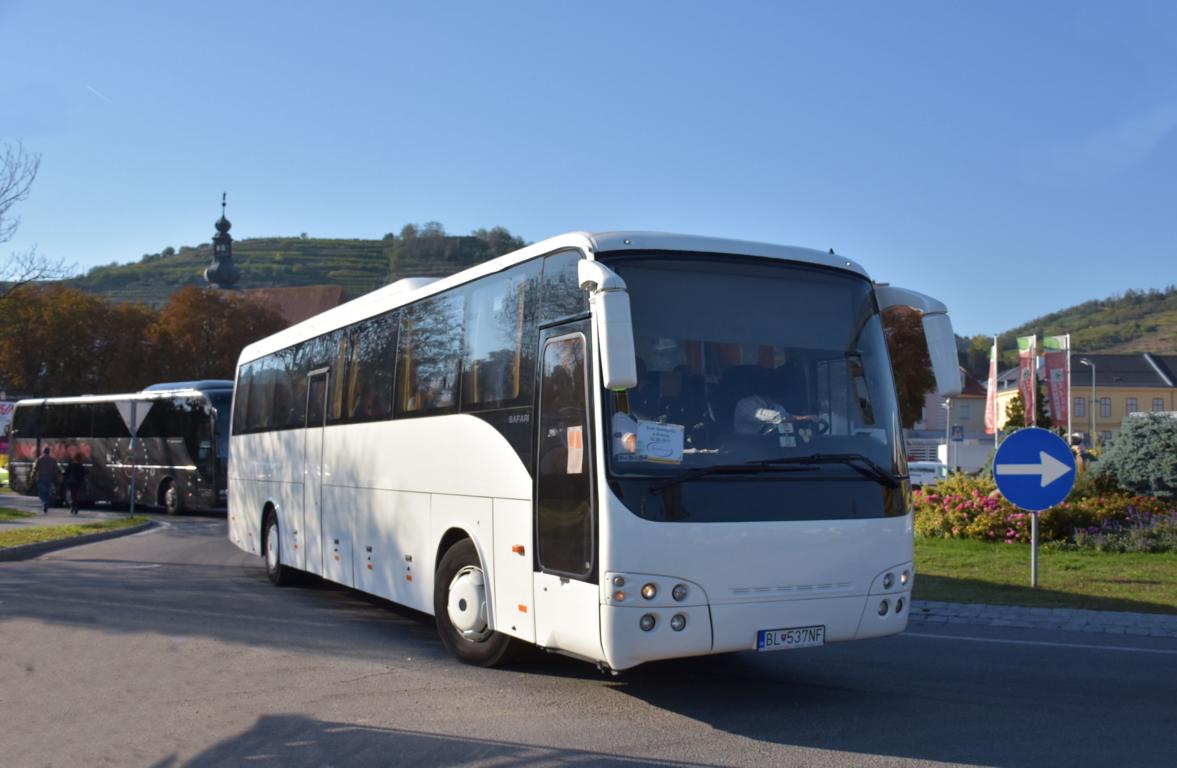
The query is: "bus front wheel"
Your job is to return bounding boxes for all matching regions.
[263,512,295,587]
[434,539,516,667]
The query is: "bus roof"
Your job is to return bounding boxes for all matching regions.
[14,388,217,408]
[237,230,872,366]
[142,380,233,392]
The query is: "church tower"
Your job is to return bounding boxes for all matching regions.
[204,192,241,288]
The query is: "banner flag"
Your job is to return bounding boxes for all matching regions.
[984,337,998,435]
[1017,336,1036,427]
[1043,335,1070,429]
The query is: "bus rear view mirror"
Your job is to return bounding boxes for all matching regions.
[578,260,638,390]
[874,285,962,397]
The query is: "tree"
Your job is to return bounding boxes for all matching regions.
[149,286,286,380]
[1,141,73,304]
[881,307,936,428]
[1095,414,1177,497]
[0,284,154,395]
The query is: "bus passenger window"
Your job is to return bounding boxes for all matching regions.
[396,291,465,416]
[463,261,539,410]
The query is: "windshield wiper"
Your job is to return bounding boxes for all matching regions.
[649,463,815,493]
[747,453,905,488]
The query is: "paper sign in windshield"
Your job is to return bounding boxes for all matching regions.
[636,421,684,464]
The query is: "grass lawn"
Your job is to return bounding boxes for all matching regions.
[914,536,1177,615]
[0,508,37,521]
[0,516,151,549]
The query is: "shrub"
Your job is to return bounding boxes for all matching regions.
[1095,414,1177,498]
[913,473,1177,550]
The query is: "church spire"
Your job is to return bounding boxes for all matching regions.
[205,192,240,288]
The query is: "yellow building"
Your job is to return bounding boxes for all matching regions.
[994,353,1176,445]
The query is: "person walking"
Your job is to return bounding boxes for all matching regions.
[63,454,86,515]
[33,447,59,514]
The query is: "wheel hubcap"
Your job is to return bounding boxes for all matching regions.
[447,566,489,641]
[266,523,279,570]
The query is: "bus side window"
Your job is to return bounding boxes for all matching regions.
[233,363,252,434]
[348,310,397,421]
[246,358,273,432]
[396,291,465,417]
[462,260,539,410]
[327,329,353,424]
[539,250,588,325]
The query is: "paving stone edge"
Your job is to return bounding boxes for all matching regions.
[910,598,1177,638]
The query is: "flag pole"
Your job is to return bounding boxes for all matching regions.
[993,335,999,449]
[1066,333,1072,442]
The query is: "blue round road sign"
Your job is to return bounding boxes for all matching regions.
[993,427,1077,511]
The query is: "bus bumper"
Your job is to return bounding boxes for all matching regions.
[600,590,911,670]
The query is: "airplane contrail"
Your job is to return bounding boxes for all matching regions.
[86,85,113,103]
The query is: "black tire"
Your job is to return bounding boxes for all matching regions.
[263,511,295,586]
[434,539,517,667]
[162,481,181,516]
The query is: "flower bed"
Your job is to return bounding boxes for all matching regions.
[913,473,1177,551]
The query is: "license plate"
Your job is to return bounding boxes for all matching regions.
[756,625,825,652]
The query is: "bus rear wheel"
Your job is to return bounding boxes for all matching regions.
[434,539,516,667]
[263,512,295,587]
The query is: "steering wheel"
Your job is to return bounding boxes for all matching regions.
[793,416,830,436]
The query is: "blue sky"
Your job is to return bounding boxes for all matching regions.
[2,1,1175,337]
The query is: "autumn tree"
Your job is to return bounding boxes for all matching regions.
[0,284,156,395]
[149,286,286,380]
[882,307,937,428]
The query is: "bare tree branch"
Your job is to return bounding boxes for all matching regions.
[0,246,74,301]
[0,141,41,245]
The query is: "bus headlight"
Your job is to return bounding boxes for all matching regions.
[672,584,688,601]
[878,599,890,616]
[900,570,910,586]
[640,614,656,632]
[670,614,686,632]
[641,583,657,600]
[882,572,895,590]
[613,591,626,602]
[612,575,625,587]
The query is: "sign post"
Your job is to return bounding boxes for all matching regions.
[993,427,1076,588]
[115,399,151,518]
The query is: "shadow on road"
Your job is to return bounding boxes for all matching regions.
[148,715,704,768]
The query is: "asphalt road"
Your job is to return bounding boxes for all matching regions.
[2,514,1175,767]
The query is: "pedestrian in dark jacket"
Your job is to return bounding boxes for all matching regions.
[33,448,59,514]
[63,455,86,516]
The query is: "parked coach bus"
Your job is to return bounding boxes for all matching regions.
[228,231,960,671]
[9,380,233,514]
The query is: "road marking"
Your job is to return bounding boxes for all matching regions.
[905,631,1177,656]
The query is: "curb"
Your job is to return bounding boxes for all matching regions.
[0,520,156,562]
[910,599,1177,638]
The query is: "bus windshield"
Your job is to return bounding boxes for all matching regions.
[602,254,905,486]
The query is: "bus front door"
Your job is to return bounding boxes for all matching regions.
[303,370,328,576]
[533,322,602,662]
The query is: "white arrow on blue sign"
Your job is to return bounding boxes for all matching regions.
[993,427,1077,511]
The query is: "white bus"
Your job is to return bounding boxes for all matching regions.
[228,231,960,670]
